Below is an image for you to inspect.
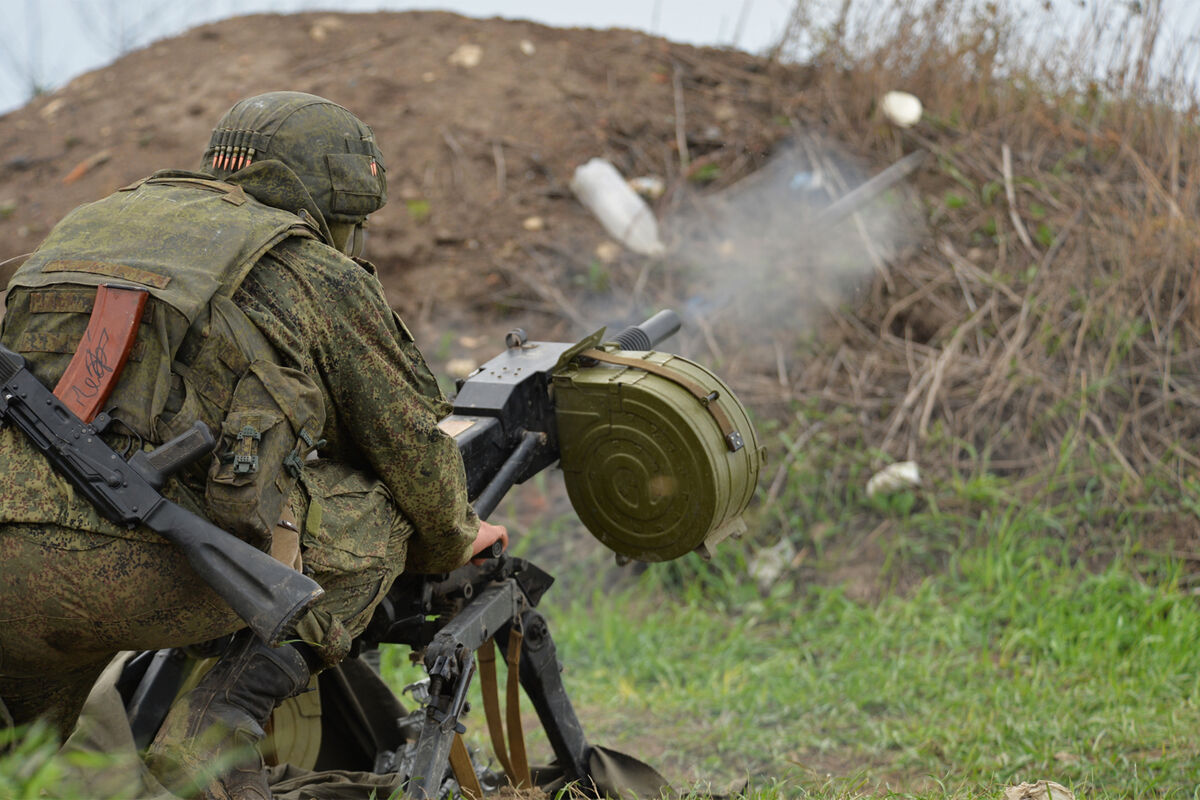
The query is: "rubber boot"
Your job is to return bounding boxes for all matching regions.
[145,629,310,800]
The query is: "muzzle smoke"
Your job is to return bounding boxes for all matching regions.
[661,139,921,356]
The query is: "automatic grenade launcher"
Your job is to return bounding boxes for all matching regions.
[447,309,765,561]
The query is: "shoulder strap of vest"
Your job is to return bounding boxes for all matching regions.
[134,175,250,207]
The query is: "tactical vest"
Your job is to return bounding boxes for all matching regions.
[2,171,327,545]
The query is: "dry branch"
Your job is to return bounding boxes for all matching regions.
[1001,143,1038,259]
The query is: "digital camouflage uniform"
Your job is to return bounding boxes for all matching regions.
[0,97,478,755]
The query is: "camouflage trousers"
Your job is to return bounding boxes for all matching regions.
[285,461,412,669]
[0,460,411,740]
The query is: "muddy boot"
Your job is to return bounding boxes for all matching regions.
[145,629,311,800]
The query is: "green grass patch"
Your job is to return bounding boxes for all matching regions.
[368,466,1200,799]
[507,532,1200,798]
[0,722,143,799]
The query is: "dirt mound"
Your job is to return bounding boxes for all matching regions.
[0,11,802,343]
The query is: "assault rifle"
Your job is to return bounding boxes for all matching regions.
[0,344,323,646]
[119,309,763,798]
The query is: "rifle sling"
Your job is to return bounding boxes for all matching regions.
[477,631,532,789]
[580,348,743,451]
[449,733,484,800]
[53,284,149,423]
[477,641,513,778]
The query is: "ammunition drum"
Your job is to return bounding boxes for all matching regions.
[553,350,763,561]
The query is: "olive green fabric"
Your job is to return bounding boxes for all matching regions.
[7,171,317,322]
[1,171,327,549]
[231,237,477,574]
[205,358,324,543]
[204,92,387,226]
[0,525,243,739]
[225,159,336,246]
[0,168,476,560]
[287,461,414,668]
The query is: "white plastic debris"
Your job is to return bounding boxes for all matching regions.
[748,537,797,593]
[570,158,665,256]
[628,175,666,200]
[448,44,483,68]
[1002,781,1075,800]
[880,90,923,128]
[865,461,921,498]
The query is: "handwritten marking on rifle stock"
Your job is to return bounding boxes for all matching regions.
[70,328,113,402]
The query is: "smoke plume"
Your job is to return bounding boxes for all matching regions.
[661,138,922,367]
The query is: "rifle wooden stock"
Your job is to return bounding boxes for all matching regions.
[0,344,323,645]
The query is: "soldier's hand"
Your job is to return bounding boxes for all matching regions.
[470,520,509,564]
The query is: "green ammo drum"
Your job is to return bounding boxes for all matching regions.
[553,348,764,562]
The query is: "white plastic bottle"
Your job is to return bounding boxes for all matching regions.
[569,158,665,256]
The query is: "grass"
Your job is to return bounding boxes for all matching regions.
[357,421,1200,800]
[0,721,143,800]
[13,461,1199,800]
[391,466,1200,799]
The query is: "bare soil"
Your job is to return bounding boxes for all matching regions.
[0,10,803,352]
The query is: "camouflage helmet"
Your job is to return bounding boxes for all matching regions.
[203,91,387,226]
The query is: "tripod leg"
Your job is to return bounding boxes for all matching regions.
[405,581,521,798]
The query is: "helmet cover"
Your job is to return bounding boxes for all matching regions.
[204,91,387,225]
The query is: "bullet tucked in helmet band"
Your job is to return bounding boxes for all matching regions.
[210,128,225,169]
[206,129,261,173]
[225,130,237,170]
[225,130,238,171]
[203,91,388,225]
[232,129,247,170]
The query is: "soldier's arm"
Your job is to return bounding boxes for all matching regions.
[245,241,478,572]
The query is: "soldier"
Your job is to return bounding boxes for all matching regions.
[0,91,506,798]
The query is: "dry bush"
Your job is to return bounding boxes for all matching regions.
[700,0,1200,533]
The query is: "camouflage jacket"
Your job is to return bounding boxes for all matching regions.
[232,239,478,573]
